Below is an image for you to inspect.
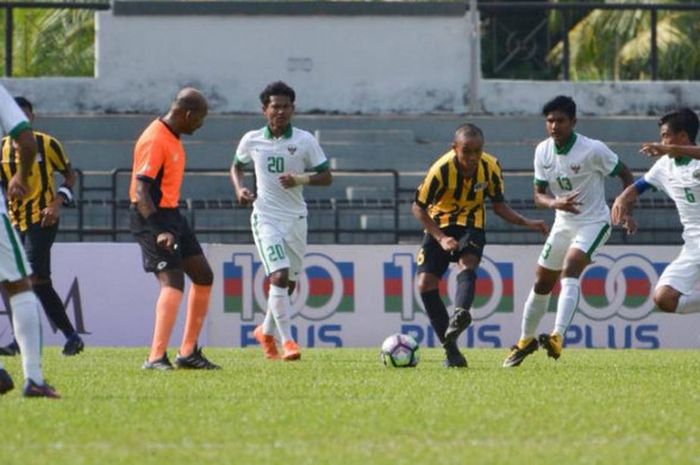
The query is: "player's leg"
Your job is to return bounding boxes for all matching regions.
[654,248,700,314]
[174,255,219,369]
[176,220,219,369]
[543,222,610,359]
[415,232,466,367]
[504,223,567,367]
[23,223,83,356]
[253,214,298,358]
[0,358,13,394]
[0,304,19,355]
[415,234,450,342]
[444,229,486,344]
[143,269,184,369]
[0,214,58,397]
[131,209,182,370]
[252,213,280,340]
[277,218,307,361]
[503,265,559,367]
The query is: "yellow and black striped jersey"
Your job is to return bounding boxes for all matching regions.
[414,149,505,229]
[0,131,70,231]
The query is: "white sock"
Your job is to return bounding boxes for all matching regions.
[554,277,580,336]
[268,284,294,344]
[676,292,700,314]
[262,309,276,335]
[520,289,551,340]
[11,291,44,384]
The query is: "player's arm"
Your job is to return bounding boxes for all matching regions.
[230,161,255,206]
[533,183,582,214]
[280,143,333,187]
[413,168,457,251]
[411,202,458,252]
[40,163,77,227]
[133,177,158,220]
[612,161,634,188]
[7,127,37,199]
[133,177,175,250]
[640,143,700,159]
[611,178,651,235]
[279,167,332,188]
[492,201,549,235]
[608,161,637,234]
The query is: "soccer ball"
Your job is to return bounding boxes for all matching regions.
[380,333,420,368]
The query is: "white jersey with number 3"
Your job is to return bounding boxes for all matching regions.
[534,133,620,224]
[0,84,31,215]
[644,155,700,247]
[235,126,328,219]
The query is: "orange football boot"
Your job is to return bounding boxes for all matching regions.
[254,325,280,360]
[282,340,301,361]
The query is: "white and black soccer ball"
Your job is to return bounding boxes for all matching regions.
[380,333,420,368]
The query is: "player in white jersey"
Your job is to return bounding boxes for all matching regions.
[0,84,59,397]
[612,108,700,317]
[503,96,634,367]
[230,81,332,361]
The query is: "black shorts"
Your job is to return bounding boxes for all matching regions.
[21,222,58,281]
[130,207,203,273]
[416,225,486,277]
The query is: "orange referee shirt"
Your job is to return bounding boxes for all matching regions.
[129,119,185,209]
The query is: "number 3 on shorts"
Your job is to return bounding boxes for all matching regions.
[541,243,552,260]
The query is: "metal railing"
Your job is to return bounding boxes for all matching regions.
[479,1,700,81]
[72,168,402,242]
[63,167,684,245]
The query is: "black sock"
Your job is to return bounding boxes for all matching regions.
[420,289,449,345]
[454,269,477,312]
[34,282,76,338]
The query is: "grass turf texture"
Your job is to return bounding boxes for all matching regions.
[0,348,698,465]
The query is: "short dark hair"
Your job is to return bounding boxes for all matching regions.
[260,81,295,107]
[454,123,484,142]
[542,95,576,120]
[14,96,32,112]
[659,108,699,143]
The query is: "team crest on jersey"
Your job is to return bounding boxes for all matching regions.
[570,164,581,174]
[287,145,297,155]
[472,182,488,191]
[692,169,700,180]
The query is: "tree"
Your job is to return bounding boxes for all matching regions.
[547,0,700,81]
[2,5,96,77]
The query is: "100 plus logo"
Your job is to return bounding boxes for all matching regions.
[223,252,354,321]
[551,254,668,349]
[383,253,514,321]
[548,253,667,321]
[384,253,513,348]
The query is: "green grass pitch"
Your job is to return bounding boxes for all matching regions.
[0,347,698,465]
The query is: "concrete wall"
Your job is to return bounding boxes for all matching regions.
[0,1,699,115]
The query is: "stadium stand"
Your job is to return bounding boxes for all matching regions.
[36,114,680,245]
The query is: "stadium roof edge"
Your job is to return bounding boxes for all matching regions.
[112,1,467,17]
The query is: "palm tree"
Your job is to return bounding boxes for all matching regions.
[2,5,96,77]
[547,0,700,80]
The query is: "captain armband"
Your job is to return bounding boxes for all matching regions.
[57,185,74,206]
[633,178,653,195]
